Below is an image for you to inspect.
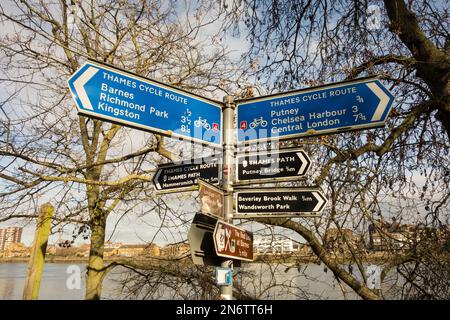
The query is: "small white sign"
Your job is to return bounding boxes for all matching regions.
[215,267,232,286]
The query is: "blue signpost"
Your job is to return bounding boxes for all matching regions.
[68,60,222,147]
[67,61,397,298]
[236,77,394,144]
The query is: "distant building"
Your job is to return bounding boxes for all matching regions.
[0,227,23,251]
[297,244,313,256]
[104,248,118,258]
[323,228,362,253]
[46,245,58,255]
[145,243,161,257]
[46,242,160,258]
[160,243,189,258]
[114,244,143,257]
[104,241,123,250]
[115,244,150,257]
[80,243,90,252]
[2,243,29,258]
[51,246,83,257]
[253,237,295,254]
[104,243,160,258]
[77,244,90,257]
[368,219,428,251]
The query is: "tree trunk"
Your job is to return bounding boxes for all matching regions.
[85,214,106,300]
[383,0,450,139]
[81,123,119,299]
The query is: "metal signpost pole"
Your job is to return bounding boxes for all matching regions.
[220,95,235,300]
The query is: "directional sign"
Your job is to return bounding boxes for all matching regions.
[68,60,222,147]
[236,148,311,184]
[153,157,220,192]
[235,188,327,217]
[236,77,394,144]
[213,220,253,261]
[199,179,225,220]
[188,213,224,266]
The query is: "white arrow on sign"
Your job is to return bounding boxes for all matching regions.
[296,151,310,175]
[153,169,162,190]
[312,191,327,212]
[367,82,391,121]
[72,66,99,111]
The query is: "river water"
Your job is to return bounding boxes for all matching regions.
[0,262,401,300]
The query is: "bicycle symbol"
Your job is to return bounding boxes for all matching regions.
[249,116,268,129]
[194,116,211,130]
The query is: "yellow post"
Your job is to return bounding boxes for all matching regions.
[23,203,54,300]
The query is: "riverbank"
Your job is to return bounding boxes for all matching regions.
[0,251,399,265]
[0,256,88,263]
[254,250,402,265]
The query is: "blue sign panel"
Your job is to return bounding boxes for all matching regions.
[68,61,222,147]
[236,77,394,144]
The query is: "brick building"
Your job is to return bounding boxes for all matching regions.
[116,243,161,257]
[2,243,30,258]
[0,227,23,251]
[160,243,190,258]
